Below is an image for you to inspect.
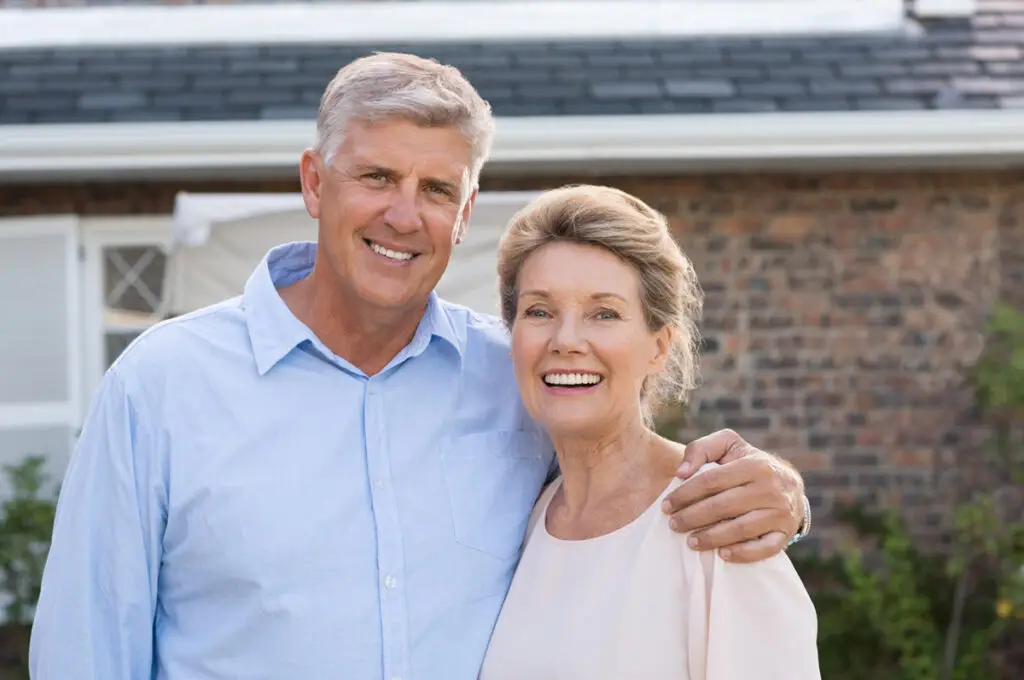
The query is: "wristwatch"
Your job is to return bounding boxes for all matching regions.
[786,495,812,548]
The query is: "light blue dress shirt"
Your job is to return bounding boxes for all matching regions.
[30,241,556,680]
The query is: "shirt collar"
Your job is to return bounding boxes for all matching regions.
[243,241,464,376]
[402,288,465,364]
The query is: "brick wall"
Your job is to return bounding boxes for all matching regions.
[486,170,1023,552]
[2,168,1022,551]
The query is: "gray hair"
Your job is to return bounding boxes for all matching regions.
[315,52,496,191]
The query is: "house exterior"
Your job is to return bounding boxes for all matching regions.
[0,0,1022,551]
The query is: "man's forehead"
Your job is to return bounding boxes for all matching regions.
[351,154,466,178]
[344,123,470,168]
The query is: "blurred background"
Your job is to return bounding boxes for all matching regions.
[0,0,1022,678]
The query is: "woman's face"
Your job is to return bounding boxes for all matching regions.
[510,241,670,438]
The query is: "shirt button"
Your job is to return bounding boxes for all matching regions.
[374,479,385,490]
[384,574,397,590]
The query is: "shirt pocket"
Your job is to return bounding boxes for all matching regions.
[441,429,550,562]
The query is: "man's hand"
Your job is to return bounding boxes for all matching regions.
[661,429,805,564]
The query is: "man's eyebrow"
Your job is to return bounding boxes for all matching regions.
[352,164,459,192]
[353,163,394,175]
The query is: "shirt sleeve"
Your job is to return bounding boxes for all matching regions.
[29,367,166,680]
[682,540,821,680]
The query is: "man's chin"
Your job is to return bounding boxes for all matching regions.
[353,279,429,313]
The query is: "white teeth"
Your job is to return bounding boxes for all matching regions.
[369,241,415,261]
[543,372,602,387]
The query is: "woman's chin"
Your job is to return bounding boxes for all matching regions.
[537,412,610,440]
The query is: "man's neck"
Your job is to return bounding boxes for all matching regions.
[279,264,427,377]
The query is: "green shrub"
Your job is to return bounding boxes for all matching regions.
[791,303,1024,680]
[0,455,58,626]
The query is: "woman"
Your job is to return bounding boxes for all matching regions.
[479,185,820,679]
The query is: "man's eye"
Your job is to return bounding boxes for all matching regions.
[524,308,549,318]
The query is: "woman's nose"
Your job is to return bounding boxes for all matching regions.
[550,317,586,354]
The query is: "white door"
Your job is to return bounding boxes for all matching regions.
[79,217,174,411]
[0,217,81,491]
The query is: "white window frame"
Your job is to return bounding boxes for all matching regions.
[0,216,82,454]
[0,0,907,50]
[79,216,174,415]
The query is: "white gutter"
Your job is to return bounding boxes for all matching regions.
[2,110,1024,181]
[0,0,905,49]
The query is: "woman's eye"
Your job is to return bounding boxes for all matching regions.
[524,308,549,318]
[595,309,620,320]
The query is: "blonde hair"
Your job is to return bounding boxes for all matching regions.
[315,52,495,190]
[497,185,704,421]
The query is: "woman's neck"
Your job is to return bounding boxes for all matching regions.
[550,419,665,518]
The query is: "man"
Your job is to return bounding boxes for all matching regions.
[30,53,809,679]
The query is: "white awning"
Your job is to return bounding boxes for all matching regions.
[168,190,539,316]
[0,1,906,50]
[172,191,308,247]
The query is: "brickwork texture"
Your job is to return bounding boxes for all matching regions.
[2,168,1022,551]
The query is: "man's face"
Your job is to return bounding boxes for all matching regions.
[300,118,476,315]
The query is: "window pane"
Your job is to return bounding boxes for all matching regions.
[104,245,167,315]
[0,235,68,404]
[105,331,141,368]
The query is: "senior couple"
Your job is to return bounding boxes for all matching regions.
[30,53,819,679]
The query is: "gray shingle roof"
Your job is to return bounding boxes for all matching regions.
[2,2,1023,125]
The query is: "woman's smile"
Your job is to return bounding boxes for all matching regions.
[540,370,605,395]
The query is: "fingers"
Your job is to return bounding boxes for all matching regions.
[677,428,753,478]
[683,507,789,553]
[719,531,789,564]
[665,480,751,533]
[665,432,805,566]
[662,455,768,517]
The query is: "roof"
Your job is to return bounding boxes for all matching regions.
[1,2,1023,125]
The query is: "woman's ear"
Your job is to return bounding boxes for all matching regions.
[648,326,673,375]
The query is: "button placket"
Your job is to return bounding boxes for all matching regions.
[364,381,410,680]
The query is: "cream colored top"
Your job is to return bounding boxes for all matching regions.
[479,464,821,680]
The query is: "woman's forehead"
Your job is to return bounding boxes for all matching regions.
[518,242,642,301]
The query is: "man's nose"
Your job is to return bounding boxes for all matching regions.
[384,188,424,233]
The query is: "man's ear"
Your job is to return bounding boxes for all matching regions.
[299,149,324,220]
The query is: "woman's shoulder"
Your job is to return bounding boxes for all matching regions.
[648,462,720,544]
[525,477,562,535]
